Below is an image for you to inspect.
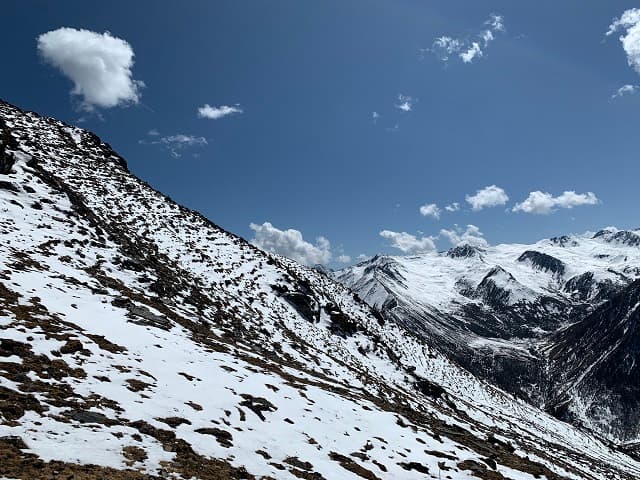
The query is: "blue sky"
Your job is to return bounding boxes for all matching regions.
[2,1,640,266]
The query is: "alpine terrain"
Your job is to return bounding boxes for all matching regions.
[336,228,640,444]
[1,97,640,480]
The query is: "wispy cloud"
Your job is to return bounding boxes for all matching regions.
[445,202,460,212]
[197,104,243,120]
[430,13,505,65]
[140,131,208,158]
[440,224,488,247]
[337,254,351,264]
[395,94,415,112]
[611,84,639,99]
[379,230,436,253]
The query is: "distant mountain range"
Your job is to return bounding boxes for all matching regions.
[336,228,640,443]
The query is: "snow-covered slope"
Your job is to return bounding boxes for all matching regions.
[336,229,640,442]
[1,99,639,479]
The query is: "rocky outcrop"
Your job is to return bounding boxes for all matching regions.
[518,250,566,276]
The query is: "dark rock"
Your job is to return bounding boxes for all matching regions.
[59,339,84,355]
[281,291,319,323]
[594,229,640,247]
[0,120,17,174]
[127,305,172,330]
[328,310,360,337]
[120,258,145,272]
[447,244,483,258]
[194,427,233,448]
[67,409,113,425]
[0,180,18,192]
[399,462,430,474]
[517,250,565,276]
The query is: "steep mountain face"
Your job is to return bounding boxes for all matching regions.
[546,279,640,441]
[337,231,640,442]
[3,100,639,478]
[3,103,640,480]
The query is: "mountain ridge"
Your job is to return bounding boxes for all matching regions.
[337,227,640,443]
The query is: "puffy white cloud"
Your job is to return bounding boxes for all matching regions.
[554,191,599,209]
[198,104,243,120]
[607,8,640,75]
[140,132,207,158]
[611,84,639,99]
[445,202,460,212]
[250,222,332,265]
[460,42,483,63]
[37,28,143,110]
[465,185,509,211]
[431,14,505,65]
[379,230,436,254]
[439,224,488,247]
[337,254,352,264]
[512,190,599,215]
[419,203,441,219]
[395,94,415,112]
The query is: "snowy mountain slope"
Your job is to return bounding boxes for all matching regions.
[336,229,640,442]
[1,99,639,479]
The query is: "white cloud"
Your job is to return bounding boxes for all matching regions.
[379,230,436,254]
[37,28,143,110]
[419,203,441,219]
[431,14,505,65]
[513,190,599,215]
[250,222,332,265]
[140,132,208,158]
[440,224,488,247]
[337,254,352,264]
[611,84,639,99]
[481,30,494,46]
[395,94,415,112]
[460,42,483,63]
[486,13,505,32]
[465,185,509,211]
[198,104,243,120]
[607,8,640,75]
[445,202,460,212]
[357,254,370,261]
[431,36,464,62]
